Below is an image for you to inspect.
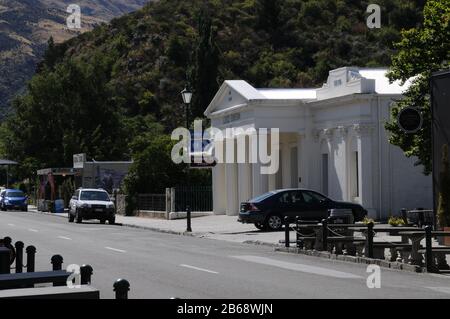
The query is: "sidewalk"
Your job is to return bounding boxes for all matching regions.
[27,205,401,246]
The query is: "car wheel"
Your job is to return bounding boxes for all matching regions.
[100,219,106,224]
[265,214,283,231]
[1,205,6,211]
[108,217,115,225]
[254,222,266,231]
[75,210,82,224]
[22,206,27,212]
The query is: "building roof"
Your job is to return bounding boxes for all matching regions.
[257,88,317,100]
[225,80,266,100]
[205,66,412,117]
[358,68,412,94]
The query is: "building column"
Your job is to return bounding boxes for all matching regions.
[225,162,239,216]
[355,124,376,217]
[334,126,348,200]
[252,162,268,197]
[238,163,252,204]
[268,173,277,191]
[212,163,226,215]
[281,140,291,188]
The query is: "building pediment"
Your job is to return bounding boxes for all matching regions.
[204,80,265,117]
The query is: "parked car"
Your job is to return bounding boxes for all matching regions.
[69,188,115,224]
[238,188,367,231]
[0,189,28,211]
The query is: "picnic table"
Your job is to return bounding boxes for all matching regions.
[399,230,450,268]
[297,224,425,260]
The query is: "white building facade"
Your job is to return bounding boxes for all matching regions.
[204,67,432,220]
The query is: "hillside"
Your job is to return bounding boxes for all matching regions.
[33,0,425,124]
[0,0,148,114]
[1,0,425,181]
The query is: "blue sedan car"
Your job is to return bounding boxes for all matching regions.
[0,189,28,211]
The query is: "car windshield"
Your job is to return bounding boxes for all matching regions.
[249,191,275,203]
[80,191,110,202]
[6,191,25,198]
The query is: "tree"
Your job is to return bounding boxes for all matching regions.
[191,6,220,118]
[437,144,450,228]
[386,0,450,175]
[255,0,282,48]
[122,134,186,215]
[3,56,127,179]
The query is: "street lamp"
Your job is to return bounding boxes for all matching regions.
[181,86,193,232]
[181,87,192,130]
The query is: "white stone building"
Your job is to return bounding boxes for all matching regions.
[204,67,432,220]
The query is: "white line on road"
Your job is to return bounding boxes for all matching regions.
[105,247,126,253]
[28,229,38,232]
[58,236,72,241]
[427,287,450,295]
[7,224,15,227]
[231,255,362,279]
[179,264,219,274]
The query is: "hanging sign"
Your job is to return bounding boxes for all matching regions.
[397,107,423,134]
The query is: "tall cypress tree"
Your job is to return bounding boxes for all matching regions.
[191,6,220,118]
[255,0,282,48]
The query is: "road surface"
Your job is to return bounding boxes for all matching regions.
[1,210,449,299]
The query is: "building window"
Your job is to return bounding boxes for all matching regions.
[322,153,328,196]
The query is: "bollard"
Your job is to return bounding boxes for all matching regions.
[425,226,435,273]
[3,237,15,264]
[186,206,192,232]
[365,222,374,258]
[15,241,24,273]
[295,216,301,248]
[80,264,93,285]
[113,279,130,299]
[284,216,290,248]
[51,255,64,271]
[25,246,36,273]
[0,247,10,274]
[321,219,328,251]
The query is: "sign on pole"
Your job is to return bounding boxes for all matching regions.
[397,107,423,134]
[189,132,216,169]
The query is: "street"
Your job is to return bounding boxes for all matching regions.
[1,210,450,299]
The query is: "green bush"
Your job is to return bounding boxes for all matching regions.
[388,216,406,227]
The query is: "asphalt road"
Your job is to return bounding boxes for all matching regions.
[1,210,450,299]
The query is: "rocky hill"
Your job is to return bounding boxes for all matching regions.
[0,0,148,114]
[1,0,426,179]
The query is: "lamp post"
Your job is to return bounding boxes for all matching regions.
[181,86,193,232]
[181,87,193,131]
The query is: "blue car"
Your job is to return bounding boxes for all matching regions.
[0,189,28,211]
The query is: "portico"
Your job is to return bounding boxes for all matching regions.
[204,67,433,220]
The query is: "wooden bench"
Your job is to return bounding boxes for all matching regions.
[418,248,450,254]
[0,285,99,299]
[0,271,70,290]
